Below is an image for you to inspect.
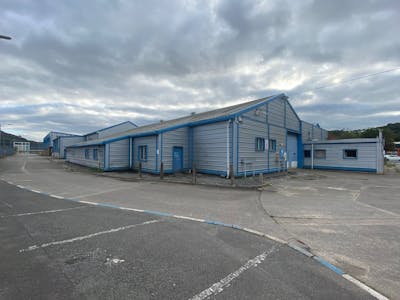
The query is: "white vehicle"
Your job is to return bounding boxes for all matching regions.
[384,154,400,162]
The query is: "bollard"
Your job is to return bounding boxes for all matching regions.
[259,173,263,185]
[192,164,197,185]
[138,162,142,178]
[160,162,164,180]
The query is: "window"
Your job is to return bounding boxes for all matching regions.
[255,137,265,151]
[343,149,357,159]
[314,149,326,159]
[138,145,148,161]
[93,149,98,160]
[269,139,277,152]
[85,149,90,159]
[304,150,311,158]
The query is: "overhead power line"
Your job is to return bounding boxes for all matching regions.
[289,66,400,97]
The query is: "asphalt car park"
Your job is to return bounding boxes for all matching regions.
[0,181,374,299]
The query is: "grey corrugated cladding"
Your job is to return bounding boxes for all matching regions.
[193,121,229,173]
[161,127,189,171]
[303,138,384,173]
[68,95,281,148]
[43,131,77,147]
[301,121,327,142]
[132,135,157,171]
[57,136,85,158]
[109,139,130,169]
[66,146,104,169]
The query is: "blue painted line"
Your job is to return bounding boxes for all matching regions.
[314,256,344,275]
[231,224,243,230]
[67,198,81,202]
[204,220,240,229]
[204,220,225,226]
[97,203,121,209]
[143,210,173,217]
[288,243,313,258]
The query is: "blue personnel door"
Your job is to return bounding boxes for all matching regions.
[287,133,298,168]
[172,146,183,172]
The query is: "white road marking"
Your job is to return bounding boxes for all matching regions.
[1,201,13,208]
[50,195,65,199]
[352,191,399,217]
[19,219,160,253]
[343,274,389,300]
[30,189,42,194]
[78,200,99,205]
[21,160,30,174]
[326,186,350,191]
[3,206,87,218]
[189,245,278,300]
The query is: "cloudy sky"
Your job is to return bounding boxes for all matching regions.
[1,0,399,141]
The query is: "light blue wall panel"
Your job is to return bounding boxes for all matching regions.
[303,142,378,170]
[267,98,285,127]
[133,135,157,171]
[242,104,267,123]
[59,136,85,158]
[109,138,129,169]
[193,121,230,174]
[161,127,189,171]
[301,121,313,142]
[286,103,300,132]
[268,125,286,170]
[238,117,268,173]
[66,146,104,169]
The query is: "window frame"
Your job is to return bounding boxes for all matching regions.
[93,149,98,161]
[138,145,148,162]
[343,149,357,159]
[314,149,326,159]
[85,149,90,159]
[304,150,311,158]
[255,137,265,152]
[268,139,277,152]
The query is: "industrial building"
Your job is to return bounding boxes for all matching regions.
[13,141,30,153]
[52,121,137,159]
[43,131,77,155]
[65,94,330,175]
[303,137,384,174]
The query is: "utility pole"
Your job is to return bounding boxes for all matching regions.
[0,35,12,156]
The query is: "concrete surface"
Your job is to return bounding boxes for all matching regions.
[0,181,373,299]
[0,154,398,299]
[262,171,400,299]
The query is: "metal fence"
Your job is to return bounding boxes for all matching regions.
[0,147,15,158]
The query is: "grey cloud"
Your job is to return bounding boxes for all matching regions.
[0,0,399,141]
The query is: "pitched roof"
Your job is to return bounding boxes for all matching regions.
[68,93,285,147]
[83,121,137,136]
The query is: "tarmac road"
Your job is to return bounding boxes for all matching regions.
[0,180,373,299]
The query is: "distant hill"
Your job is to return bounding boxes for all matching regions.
[0,131,44,150]
[328,122,400,151]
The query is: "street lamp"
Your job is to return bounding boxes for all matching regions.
[0,35,12,40]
